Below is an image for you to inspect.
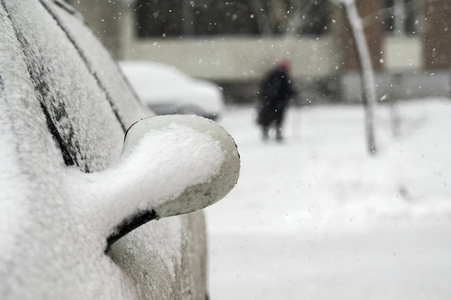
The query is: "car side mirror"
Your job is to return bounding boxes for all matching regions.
[70,115,239,252]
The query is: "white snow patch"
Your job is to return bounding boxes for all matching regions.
[118,123,225,208]
[206,98,451,299]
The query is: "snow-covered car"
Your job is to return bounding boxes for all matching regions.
[119,61,224,120]
[0,1,239,299]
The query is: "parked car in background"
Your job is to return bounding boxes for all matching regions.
[120,61,224,120]
[0,1,239,299]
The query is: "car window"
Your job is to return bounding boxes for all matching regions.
[3,0,127,172]
[1,0,71,179]
[43,0,150,129]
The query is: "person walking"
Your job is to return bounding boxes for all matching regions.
[257,59,296,141]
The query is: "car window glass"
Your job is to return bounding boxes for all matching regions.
[1,2,73,178]
[4,0,125,172]
[44,0,151,129]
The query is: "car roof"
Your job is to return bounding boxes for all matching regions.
[119,61,190,87]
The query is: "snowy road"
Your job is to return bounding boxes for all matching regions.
[205,99,451,299]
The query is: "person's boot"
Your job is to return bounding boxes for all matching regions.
[276,128,283,141]
[262,127,269,141]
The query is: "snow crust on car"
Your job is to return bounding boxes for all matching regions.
[4,0,126,172]
[0,1,59,264]
[68,119,226,232]
[120,122,225,204]
[45,1,150,128]
[119,115,239,217]
[0,1,239,299]
[0,96,30,262]
[65,115,239,251]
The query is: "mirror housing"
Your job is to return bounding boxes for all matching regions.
[121,115,240,218]
[71,115,239,251]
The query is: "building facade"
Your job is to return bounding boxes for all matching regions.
[67,0,451,103]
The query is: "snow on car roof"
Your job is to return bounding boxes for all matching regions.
[120,61,190,88]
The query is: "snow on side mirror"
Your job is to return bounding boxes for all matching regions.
[120,115,240,218]
[75,115,239,251]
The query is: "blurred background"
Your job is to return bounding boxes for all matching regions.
[66,0,450,104]
[64,1,451,299]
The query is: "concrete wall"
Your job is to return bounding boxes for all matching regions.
[117,1,341,83]
[122,36,341,83]
[385,37,422,70]
[422,0,451,70]
[341,71,450,102]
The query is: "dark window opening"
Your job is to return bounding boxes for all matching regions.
[298,0,331,36]
[135,0,184,37]
[134,0,331,38]
[191,1,259,36]
[383,0,418,36]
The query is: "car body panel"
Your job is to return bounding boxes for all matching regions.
[0,0,210,299]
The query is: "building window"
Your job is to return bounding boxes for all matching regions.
[298,0,331,35]
[135,0,184,38]
[384,0,418,36]
[134,0,331,38]
[191,1,259,36]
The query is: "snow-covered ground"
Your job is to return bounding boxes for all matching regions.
[205,98,451,299]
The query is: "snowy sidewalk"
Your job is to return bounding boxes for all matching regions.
[206,99,451,299]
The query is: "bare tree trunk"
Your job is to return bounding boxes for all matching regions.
[341,0,378,154]
[270,0,289,33]
[248,0,272,35]
[390,73,402,137]
[182,1,194,36]
[284,0,305,37]
[393,0,404,36]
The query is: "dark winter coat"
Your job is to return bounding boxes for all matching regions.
[257,67,295,127]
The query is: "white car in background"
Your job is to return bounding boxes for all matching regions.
[120,61,224,120]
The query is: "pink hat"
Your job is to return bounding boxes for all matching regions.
[277,59,291,71]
